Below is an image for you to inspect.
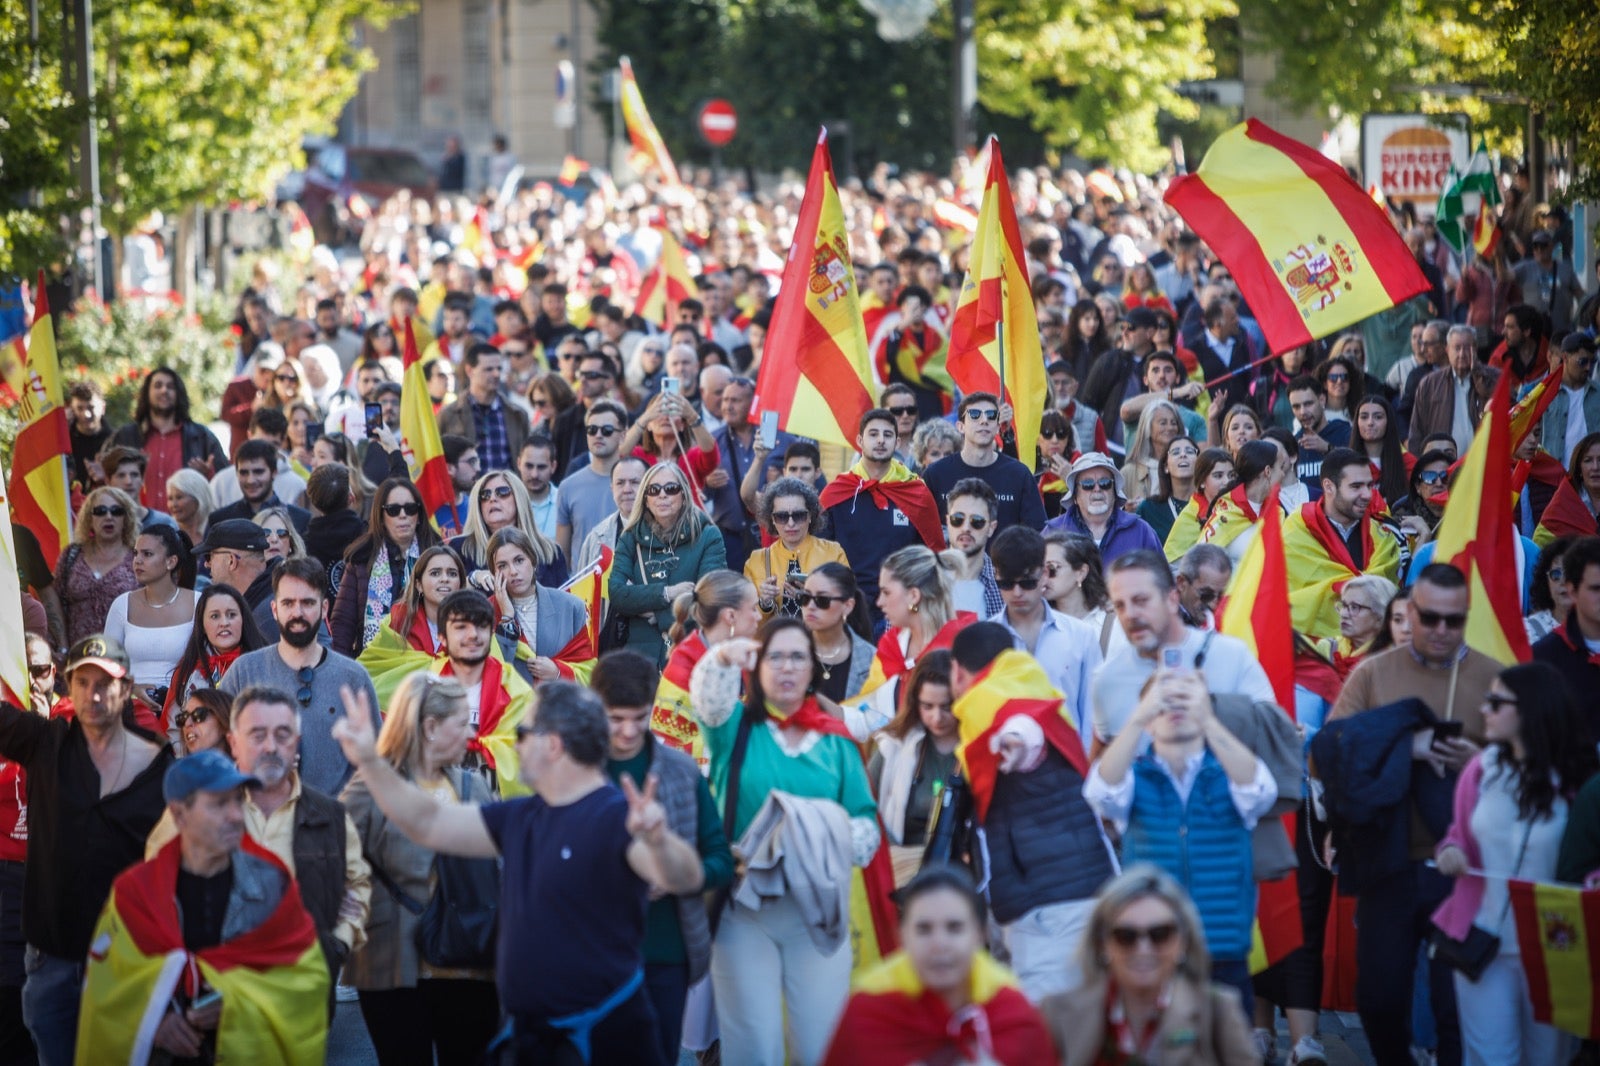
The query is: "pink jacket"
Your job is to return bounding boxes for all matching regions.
[1431,755,1488,940]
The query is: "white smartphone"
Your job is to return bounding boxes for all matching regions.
[759,410,779,450]
[662,377,681,396]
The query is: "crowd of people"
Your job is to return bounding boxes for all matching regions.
[1,147,1598,1066]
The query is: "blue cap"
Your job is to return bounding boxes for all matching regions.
[163,750,260,803]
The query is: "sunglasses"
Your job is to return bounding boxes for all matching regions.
[1193,587,1220,605]
[382,502,422,517]
[795,592,842,609]
[275,373,299,383]
[996,576,1041,591]
[296,665,316,708]
[175,706,213,728]
[91,505,127,518]
[1484,693,1519,714]
[579,370,611,381]
[645,482,685,498]
[1574,357,1596,370]
[1325,373,1349,383]
[28,663,53,679]
[888,405,918,418]
[771,510,808,526]
[964,409,999,423]
[947,513,988,530]
[1415,608,1467,630]
[1109,922,1179,949]
[1417,470,1449,486]
[261,526,291,540]
[1039,429,1069,440]
[586,424,620,438]
[1550,567,1566,583]
[478,484,515,502]
[1079,477,1117,492]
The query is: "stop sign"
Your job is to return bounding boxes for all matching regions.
[696,99,738,147]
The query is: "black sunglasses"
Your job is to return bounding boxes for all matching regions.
[795,592,843,609]
[1079,477,1117,492]
[296,664,316,708]
[964,409,999,423]
[91,505,127,518]
[1415,608,1467,630]
[645,483,685,498]
[28,663,53,679]
[1109,922,1179,949]
[382,502,422,517]
[579,370,612,381]
[175,706,213,728]
[947,513,988,530]
[996,576,1041,591]
[478,484,515,502]
[1039,429,1069,441]
[586,424,620,437]
[888,405,918,418]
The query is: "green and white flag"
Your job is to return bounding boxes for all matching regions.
[1458,136,1500,211]
[1435,165,1466,254]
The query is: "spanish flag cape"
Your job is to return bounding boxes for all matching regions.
[490,597,599,686]
[873,323,954,398]
[821,949,1053,1066]
[1163,494,1207,563]
[1199,483,1264,553]
[651,629,709,767]
[439,654,532,797]
[1281,502,1402,640]
[953,649,1088,821]
[819,459,946,551]
[1534,477,1598,547]
[855,614,975,702]
[1293,633,1370,707]
[76,836,328,1066]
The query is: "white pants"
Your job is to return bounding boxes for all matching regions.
[1003,898,1095,1003]
[1454,953,1571,1066]
[710,895,851,1066]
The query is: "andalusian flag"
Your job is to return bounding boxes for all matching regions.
[1432,368,1531,664]
[751,129,877,448]
[953,650,1086,822]
[8,272,72,567]
[1217,486,1303,974]
[619,57,681,187]
[399,318,454,522]
[560,545,614,660]
[948,138,1047,468]
[1435,165,1467,255]
[1510,879,1600,1038]
[634,226,698,325]
[651,630,710,767]
[77,837,329,1065]
[1165,120,1432,354]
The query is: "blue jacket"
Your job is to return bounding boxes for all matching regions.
[984,750,1116,924]
[1043,504,1162,564]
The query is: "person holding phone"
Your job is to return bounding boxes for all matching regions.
[742,477,847,622]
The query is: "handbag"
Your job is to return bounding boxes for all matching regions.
[1429,820,1532,982]
[372,852,500,970]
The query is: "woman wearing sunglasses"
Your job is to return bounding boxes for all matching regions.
[331,478,442,657]
[800,562,878,704]
[610,463,727,669]
[742,477,847,622]
[1043,865,1259,1065]
[56,486,140,647]
[1317,352,1364,426]
[174,688,233,756]
[254,504,309,564]
[163,584,267,750]
[1392,448,1454,542]
[1036,409,1076,520]
[449,470,569,588]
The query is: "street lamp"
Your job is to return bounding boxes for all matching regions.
[858,0,975,160]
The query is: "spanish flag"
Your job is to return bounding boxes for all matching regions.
[1432,368,1531,664]
[948,138,1047,469]
[1165,120,1431,354]
[634,226,699,326]
[1534,477,1598,547]
[560,545,614,661]
[953,650,1086,822]
[619,57,681,187]
[441,654,531,797]
[1510,879,1600,1038]
[77,836,328,1065]
[8,272,72,567]
[557,154,590,187]
[751,129,877,448]
[1280,502,1402,640]
[1199,484,1265,556]
[1510,367,1562,453]
[0,456,32,704]
[651,630,710,766]
[399,318,454,523]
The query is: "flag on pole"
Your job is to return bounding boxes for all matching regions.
[1509,367,1562,453]
[1509,879,1600,1038]
[634,227,699,325]
[462,206,496,264]
[751,129,877,448]
[399,319,455,523]
[557,155,590,187]
[619,57,681,187]
[1165,119,1432,354]
[7,273,72,568]
[559,546,614,659]
[1459,137,1501,208]
[947,138,1048,468]
[1431,369,1531,664]
[1435,166,1467,255]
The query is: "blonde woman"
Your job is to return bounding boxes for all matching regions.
[449,469,568,587]
[854,544,972,738]
[57,486,140,645]
[164,468,212,549]
[254,504,308,563]
[340,673,499,1066]
[1120,399,1186,507]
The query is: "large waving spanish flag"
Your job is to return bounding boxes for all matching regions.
[399,318,454,523]
[619,57,681,187]
[1165,120,1431,354]
[953,650,1086,822]
[1510,879,1600,1039]
[8,273,72,567]
[752,129,877,448]
[947,138,1047,468]
[77,836,328,1065]
[634,227,698,325]
[1432,368,1530,664]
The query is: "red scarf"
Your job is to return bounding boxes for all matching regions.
[442,656,513,768]
[1038,471,1067,496]
[874,615,974,682]
[161,648,243,727]
[1226,482,1260,523]
[1298,501,1371,576]
[820,469,946,550]
[766,697,852,738]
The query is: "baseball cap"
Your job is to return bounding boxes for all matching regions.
[65,635,131,679]
[1125,307,1161,330]
[1561,333,1596,355]
[194,519,268,556]
[1531,230,1554,246]
[163,749,261,803]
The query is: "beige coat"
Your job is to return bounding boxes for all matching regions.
[1041,975,1262,1066]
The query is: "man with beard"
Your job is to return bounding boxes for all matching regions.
[145,687,371,984]
[220,557,378,796]
[110,365,230,504]
[516,436,560,541]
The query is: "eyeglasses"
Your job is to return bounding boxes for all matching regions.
[1550,567,1566,583]
[91,505,127,518]
[763,651,811,666]
[795,592,842,609]
[1415,608,1467,630]
[964,408,999,423]
[1416,470,1449,486]
[296,665,316,708]
[996,576,1041,591]
[1574,357,1596,371]
[1483,694,1519,715]
[1039,429,1069,441]
[947,513,988,530]
[478,484,515,502]
[888,405,918,418]
[275,373,299,384]
[1193,587,1221,605]
[771,510,809,526]
[175,706,213,728]
[1108,922,1179,949]
[501,347,529,358]
[586,424,620,438]
[1079,477,1117,492]
[382,502,422,517]
[645,482,685,498]
[579,370,611,381]
[28,663,52,679]
[261,526,291,540]
[1338,600,1375,615]
[1325,373,1349,383]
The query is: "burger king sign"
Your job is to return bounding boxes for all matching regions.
[1361,114,1470,212]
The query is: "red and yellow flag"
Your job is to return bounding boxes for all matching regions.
[399,318,455,522]
[1473,209,1501,260]
[948,139,1047,468]
[752,129,877,448]
[1432,369,1530,664]
[1165,120,1432,354]
[953,649,1087,822]
[1510,879,1600,1038]
[560,545,614,661]
[634,227,698,325]
[651,630,709,766]
[557,155,590,187]
[8,273,72,567]
[462,205,495,264]
[1534,477,1599,547]
[1510,367,1562,454]
[619,57,681,187]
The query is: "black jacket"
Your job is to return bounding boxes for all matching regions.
[110,419,230,474]
[290,783,355,976]
[211,495,311,533]
[303,510,367,580]
[982,750,1116,923]
[1532,611,1600,747]
[1081,350,1140,456]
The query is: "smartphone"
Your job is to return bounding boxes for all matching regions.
[363,402,382,438]
[306,420,325,447]
[661,377,681,396]
[1433,720,1464,741]
[759,410,779,450]
[1160,646,1183,670]
[190,988,223,1012]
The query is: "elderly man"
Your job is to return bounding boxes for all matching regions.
[1042,452,1162,564]
[78,751,329,1063]
[1408,325,1500,455]
[1175,543,1232,630]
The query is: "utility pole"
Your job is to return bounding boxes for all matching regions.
[951,0,976,159]
[64,0,106,301]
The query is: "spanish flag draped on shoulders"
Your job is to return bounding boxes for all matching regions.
[1281,500,1402,639]
[77,836,328,1065]
[821,948,1053,1066]
[651,628,710,766]
[955,649,1088,821]
[1163,494,1208,563]
[852,614,975,736]
[1199,483,1265,556]
[819,458,946,551]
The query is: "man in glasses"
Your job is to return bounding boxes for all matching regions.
[1320,563,1499,1066]
[878,383,921,465]
[1539,334,1600,463]
[1282,449,1404,641]
[196,519,277,629]
[923,392,1048,535]
[438,342,532,475]
[943,478,1002,618]
[1042,452,1161,565]
[1174,544,1231,631]
[218,557,377,797]
[557,400,630,560]
[550,351,621,474]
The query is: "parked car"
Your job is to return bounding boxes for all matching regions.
[294,141,437,245]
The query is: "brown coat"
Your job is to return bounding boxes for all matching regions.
[1407,363,1499,455]
[1041,975,1261,1066]
[436,391,532,469]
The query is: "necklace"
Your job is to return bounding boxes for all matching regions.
[143,585,181,609]
[816,637,851,680]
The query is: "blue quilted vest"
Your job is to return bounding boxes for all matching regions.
[1120,750,1256,959]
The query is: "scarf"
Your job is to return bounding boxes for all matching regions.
[162,647,243,727]
[765,696,853,738]
[819,459,945,549]
[362,541,419,653]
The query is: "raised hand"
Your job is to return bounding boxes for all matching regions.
[715,637,761,671]
[621,773,666,846]
[331,684,379,767]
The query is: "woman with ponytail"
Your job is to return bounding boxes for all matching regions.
[650,570,760,766]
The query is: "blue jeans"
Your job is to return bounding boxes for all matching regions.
[643,963,688,1064]
[20,948,82,1066]
[1211,958,1254,1021]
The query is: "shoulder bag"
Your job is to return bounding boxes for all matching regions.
[1429,819,1532,982]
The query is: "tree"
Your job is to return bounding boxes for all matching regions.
[1494,0,1600,197]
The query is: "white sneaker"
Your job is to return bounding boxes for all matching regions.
[1253,1028,1276,1064]
[1289,1035,1328,1065]
[335,982,359,1003]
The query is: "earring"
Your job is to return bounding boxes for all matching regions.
[911,601,920,613]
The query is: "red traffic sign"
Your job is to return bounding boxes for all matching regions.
[696,99,738,147]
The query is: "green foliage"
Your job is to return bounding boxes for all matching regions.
[1495,0,1600,199]
[0,2,86,275]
